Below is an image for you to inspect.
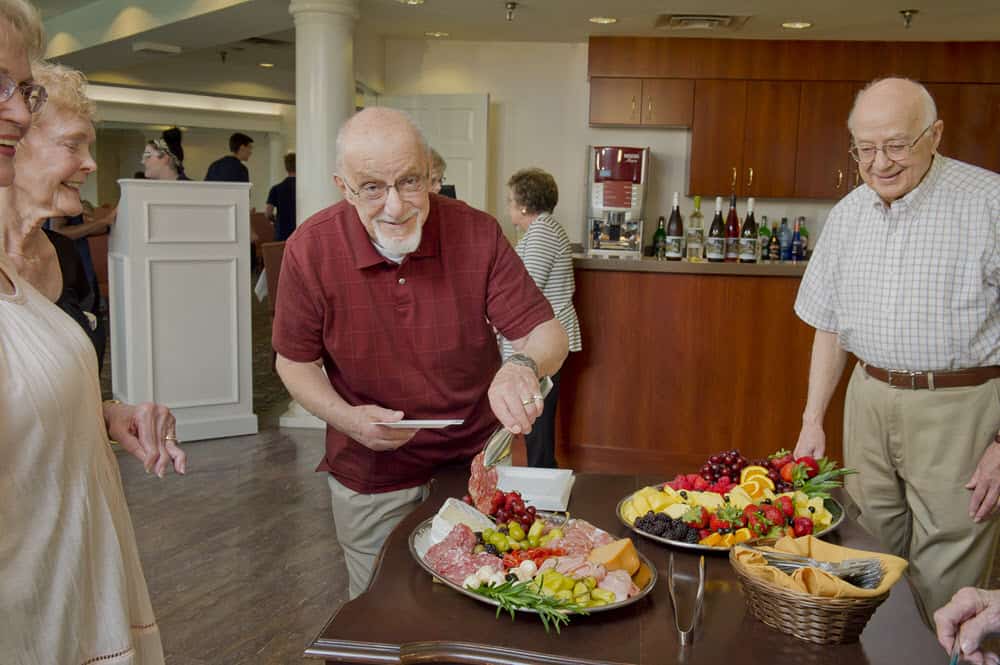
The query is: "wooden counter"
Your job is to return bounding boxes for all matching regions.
[555,262,852,473]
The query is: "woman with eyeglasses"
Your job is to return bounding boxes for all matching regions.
[0,5,181,662]
[142,126,188,180]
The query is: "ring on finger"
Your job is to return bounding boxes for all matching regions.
[164,434,178,442]
[520,398,534,406]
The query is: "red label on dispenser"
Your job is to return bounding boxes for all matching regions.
[594,147,645,184]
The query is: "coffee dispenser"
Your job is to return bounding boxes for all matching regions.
[585,146,649,259]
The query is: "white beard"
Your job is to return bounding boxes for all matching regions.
[373,210,423,257]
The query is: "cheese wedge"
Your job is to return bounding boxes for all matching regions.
[587,538,641,575]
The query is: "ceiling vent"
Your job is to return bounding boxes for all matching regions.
[241,36,293,47]
[132,41,182,56]
[654,14,751,31]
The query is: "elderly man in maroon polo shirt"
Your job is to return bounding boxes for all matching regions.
[272,107,569,598]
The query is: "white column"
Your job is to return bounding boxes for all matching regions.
[289,0,358,222]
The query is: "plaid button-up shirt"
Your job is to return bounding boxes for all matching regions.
[795,155,1000,371]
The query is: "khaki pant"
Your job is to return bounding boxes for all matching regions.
[844,364,1000,626]
[327,475,429,599]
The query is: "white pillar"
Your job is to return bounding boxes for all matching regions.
[289,0,358,222]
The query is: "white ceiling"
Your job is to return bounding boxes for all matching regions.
[30,0,1000,101]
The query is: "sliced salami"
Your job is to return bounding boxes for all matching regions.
[468,450,498,515]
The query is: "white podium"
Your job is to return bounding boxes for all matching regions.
[109,179,258,441]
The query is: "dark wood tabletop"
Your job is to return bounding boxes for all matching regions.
[305,469,945,665]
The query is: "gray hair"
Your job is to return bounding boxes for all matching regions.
[847,77,938,133]
[334,107,431,175]
[430,148,447,175]
[0,0,45,60]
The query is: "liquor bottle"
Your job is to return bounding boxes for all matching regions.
[724,194,740,262]
[706,196,725,263]
[652,216,667,259]
[665,192,684,261]
[791,218,804,263]
[779,217,792,262]
[757,215,771,263]
[685,195,704,261]
[768,222,781,262]
[797,216,810,258]
[738,197,758,264]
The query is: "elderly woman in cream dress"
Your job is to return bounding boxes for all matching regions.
[0,6,183,663]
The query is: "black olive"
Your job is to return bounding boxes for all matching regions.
[723,495,731,502]
[763,498,773,504]
[679,491,688,499]
[505,573,518,583]
[809,506,816,513]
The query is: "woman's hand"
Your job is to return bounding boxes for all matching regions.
[104,400,187,477]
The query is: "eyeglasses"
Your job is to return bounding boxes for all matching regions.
[849,123,934,164]
[0,72,47,114]
[340,174,428,202]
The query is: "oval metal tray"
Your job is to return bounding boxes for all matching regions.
[409,516,657,614]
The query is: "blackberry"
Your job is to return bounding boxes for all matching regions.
[685,531,699,544]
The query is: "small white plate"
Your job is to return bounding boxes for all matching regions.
[373,419,464,429]
[496,467,575,512]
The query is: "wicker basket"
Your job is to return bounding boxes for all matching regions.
[729,540,891,645]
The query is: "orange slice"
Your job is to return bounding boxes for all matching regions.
[699,532,722,547]
[740,478,764,500]
[754,475,776,491]
[720,533,735,548]
[739,465,770,484]
[733,528,752,544]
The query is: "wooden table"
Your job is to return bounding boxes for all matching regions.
[305,469,944,664]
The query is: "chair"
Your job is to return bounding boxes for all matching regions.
[259,241,285,315]
[250,212,274,273]
[87,232,109,300]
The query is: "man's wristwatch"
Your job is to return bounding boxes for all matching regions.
[504,353,539,378]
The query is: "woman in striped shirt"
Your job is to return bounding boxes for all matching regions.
[500,168,582,468]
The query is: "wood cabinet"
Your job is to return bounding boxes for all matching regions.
[589,77,693,127]
[794,82,860,199]
[926,83,1000,173]
[689,80,800,197]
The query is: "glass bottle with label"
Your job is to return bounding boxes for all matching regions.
[797,216,810,258]
[791,218,804,263]
[768,222,781,262]
[685,195,704,261]
[757,215,771,262]
[724,194,740,262]
[665,192,684,261]
[706,196,725,263]
[779,217,792,262]
[738,197,758,263]
[652,216,667,259]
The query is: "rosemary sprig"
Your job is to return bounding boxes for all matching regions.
[467,579,588,634]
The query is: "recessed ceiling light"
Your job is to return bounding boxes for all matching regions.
[398,0,425,5]
[425,31,449,38]
[258,62,275,68]
[781,21,812,29]
[589,17,618,25]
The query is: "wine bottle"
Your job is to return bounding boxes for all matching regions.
[665,192,684,261]
[685,195,704,261]
[724,193,740,262]
[738,197,757,264]
[779,217,792,262]
[791,218,804,263]
[757,215,771,263]
[797,216,810,258]
[768,222,780,262]
[706,196,725,263]
[652,216,667,259]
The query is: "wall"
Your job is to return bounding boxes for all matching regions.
[384,39,837,245]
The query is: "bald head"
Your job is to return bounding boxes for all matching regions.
[848,78,937,134]
[335,107,430,175]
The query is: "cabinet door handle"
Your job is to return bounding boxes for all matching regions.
[647,98,653,118]
[631,96,636,117]
[747,167,754,190]
[731,167,738,191]
[836,169,844,189]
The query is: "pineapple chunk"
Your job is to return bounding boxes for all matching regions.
[696,492,726,511]
[621,501,640,525]
[665,503,689,519]
[725,487,753,510]
[648,492,671,512]
[631,495,651,515]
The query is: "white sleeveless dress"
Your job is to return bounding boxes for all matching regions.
[0,256,164,665]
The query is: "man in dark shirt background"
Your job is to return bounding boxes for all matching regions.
[266,152,296,241]
[205,132,253,182]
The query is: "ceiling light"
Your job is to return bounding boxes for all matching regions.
[781,21,812,29]
[258,62,275,68]
[589,17,618,25]
[397,0,425,4]
[425,31,449,38]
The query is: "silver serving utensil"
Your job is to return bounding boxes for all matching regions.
[736,544,885,589]
[482,375,553,468]
[949,626,964,665]
[668,553,705,646]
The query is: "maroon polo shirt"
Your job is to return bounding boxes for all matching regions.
[272,194,554,493]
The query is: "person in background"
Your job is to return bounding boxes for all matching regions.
[935,587,1000,665]
[0,8,184,665]
[142,127,188,180]
[204,131,252,182]
[792,77,1000,626]
[272,107,568,598]
[266,151,296,241]
[499,168,581,468]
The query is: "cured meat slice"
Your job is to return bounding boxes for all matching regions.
[424,523,503,586]
[548,519,614,556]
[468,450,498,515]
[598,569,639,601]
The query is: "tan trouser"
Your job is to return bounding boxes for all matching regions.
[844,364,1000,626]
[327,475,429,599]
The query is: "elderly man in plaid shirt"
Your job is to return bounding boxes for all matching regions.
[793,77,1000,626]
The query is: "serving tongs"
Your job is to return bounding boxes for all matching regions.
[735,544,885,589]
[482,375,554,468]
[667,553,706,647]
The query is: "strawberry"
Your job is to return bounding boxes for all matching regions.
[699,529,711,540]
[776,495,795,519]
[717,475,732,487]
[780,461,798,483]
[683,505,709,529]
[691,475,710,491]
[793,516,814,537]
[747,514,769,536]
[796,456,820,479]
[769,449,794,471]
[713,505,745,531]
[761,504,784,526]
[743,504,763,519]
[708,514,725,532]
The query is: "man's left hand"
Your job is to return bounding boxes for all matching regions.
[966,433,1000,523]
[488,362,543,435]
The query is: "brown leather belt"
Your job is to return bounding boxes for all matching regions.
[862,363,1000,390]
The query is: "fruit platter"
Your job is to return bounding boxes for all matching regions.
[409,453,656,632]
[618,449,854,552]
